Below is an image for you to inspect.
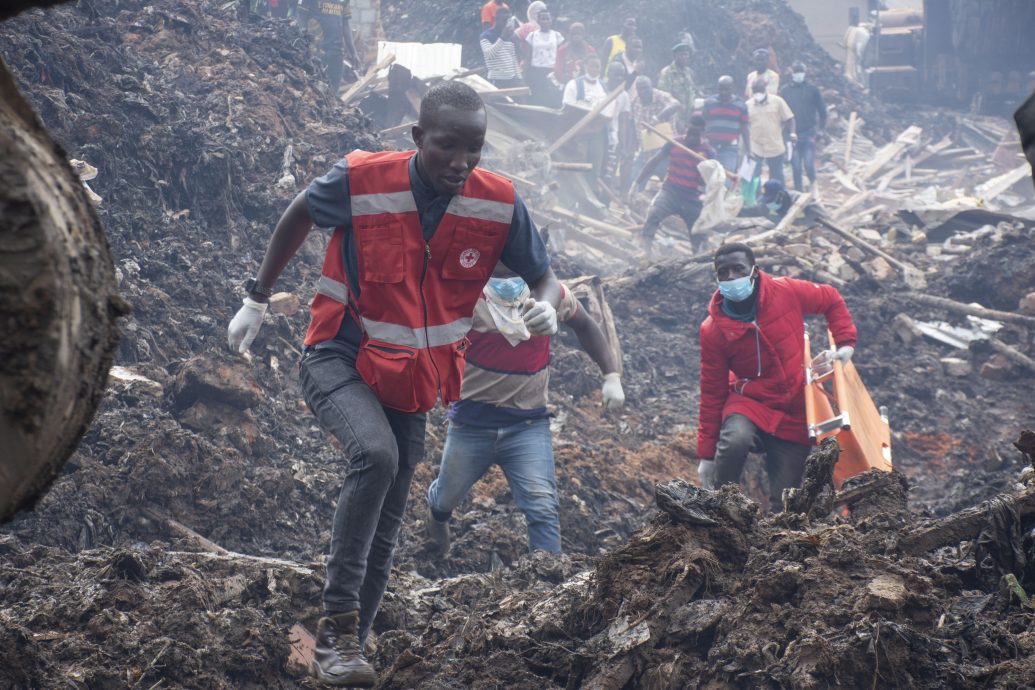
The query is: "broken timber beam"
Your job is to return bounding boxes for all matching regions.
[898,488,1035,555]
[380,120,415,137]
[843,111,858,165]
[988,337,1035,374]
[856,125,922,181]
[340,52,396,107]
[480,86,531,100]
[551,161,594,171]
[816,217,926,289]
[771,191,813,234]
[642,122,737,181]
[907,292,1035,327]
[143,508,228,554]
[546,84,626,155]
[547,205,636,236]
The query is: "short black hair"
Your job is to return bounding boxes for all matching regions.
[419,81,484,126]
[688,114,706,131]
[714,242,755,265]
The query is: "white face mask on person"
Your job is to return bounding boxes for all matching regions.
[753,92,767,103]
[792,71,805,83]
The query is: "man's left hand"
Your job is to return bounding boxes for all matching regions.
[832,345,855,364]
[522,299,558,336]
[602,373,625,409]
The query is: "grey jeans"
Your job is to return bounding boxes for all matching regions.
[714,413,809,512]
[641,186,704,249]
[298,349,426,642]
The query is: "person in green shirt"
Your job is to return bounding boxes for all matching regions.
[658,42,696,125]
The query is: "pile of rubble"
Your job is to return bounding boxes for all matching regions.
[1,0,1034,688]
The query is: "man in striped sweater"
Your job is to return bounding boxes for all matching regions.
[480,7,523,88]
[630,115,715,254]
[425,269,624,555]
[700,75,751,174]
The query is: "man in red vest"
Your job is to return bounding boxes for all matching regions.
[697,242,857,512]
[227,81,560,687]
[630,114,715,255]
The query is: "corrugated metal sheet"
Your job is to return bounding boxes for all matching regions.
[376,41,462,80]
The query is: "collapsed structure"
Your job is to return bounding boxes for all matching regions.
[0,0,1033,688]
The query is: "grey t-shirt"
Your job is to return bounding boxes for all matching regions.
[305,154,551,360]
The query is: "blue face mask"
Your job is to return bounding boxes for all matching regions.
[718,274,755,302]
[766,201,781,213]
[488,277,526,301]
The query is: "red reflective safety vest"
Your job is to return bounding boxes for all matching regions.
[304,150,515,413]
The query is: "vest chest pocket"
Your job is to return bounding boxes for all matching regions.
[441,225,498,282]
[357,221,405,284]
[356,337,420,413]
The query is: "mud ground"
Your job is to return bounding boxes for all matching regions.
[1,1,1033,688]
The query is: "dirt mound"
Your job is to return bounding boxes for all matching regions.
[377,469,1035,690]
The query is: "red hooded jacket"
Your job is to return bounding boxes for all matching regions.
[697,271,857,458]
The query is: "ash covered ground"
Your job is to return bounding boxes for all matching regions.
[1,1,1034,688]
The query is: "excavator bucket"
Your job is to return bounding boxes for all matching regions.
[803,331,893,488]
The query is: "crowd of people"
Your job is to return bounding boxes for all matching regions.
[476,1,828,253]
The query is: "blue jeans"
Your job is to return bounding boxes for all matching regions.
[752,153,785,187]
[427,419,561,553]
[714,144,739,173]
[791,131,817,190]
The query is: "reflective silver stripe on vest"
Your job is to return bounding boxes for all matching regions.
[352,191,418,216]
[445,195,514,224]
[361,316,473,349]
[316,275,350,304]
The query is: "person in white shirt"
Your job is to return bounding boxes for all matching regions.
[525,10,563,107]
[562,55,609,179]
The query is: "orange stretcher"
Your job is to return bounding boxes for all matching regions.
[803,330,893,488]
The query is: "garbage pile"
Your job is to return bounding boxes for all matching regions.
[1,0,1034,688]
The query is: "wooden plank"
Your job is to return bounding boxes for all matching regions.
[771,192,813,234]
[551,161,594,171]
[907,292,1035,327]
[547,205,637,237]
[974,162,1033,202]
[816,217,926,289]
[481,86,531,100]
[340,52,396,107]
[546,84,626,155]
[642,122,737,181]
[380,120,415,137]
[832,189,874,220]
[843,111,858,165]
[874,136,953,191]
[565,227,636,261]
[855,125,922,181]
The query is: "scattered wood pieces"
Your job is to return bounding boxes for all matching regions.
[843,111,858,165]
[816,217,927,289]
[898,488,1035,555]
[546,84,626,155]
[907,293,1035,327]
[340,52,396,107]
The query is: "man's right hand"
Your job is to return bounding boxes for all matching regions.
[697,459,717,489]
[228,297,268,354]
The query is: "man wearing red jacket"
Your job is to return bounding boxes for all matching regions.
[697,243,856,512]
[227,81,561,686]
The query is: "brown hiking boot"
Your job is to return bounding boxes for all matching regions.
[310,611,377,687]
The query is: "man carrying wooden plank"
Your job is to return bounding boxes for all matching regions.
[630,115,714,254]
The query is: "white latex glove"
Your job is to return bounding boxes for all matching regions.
[698,460,717,490]
[521,298,558,336]
[832,345,855,365]
[227,297,268,354]
[601,372,625,409]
